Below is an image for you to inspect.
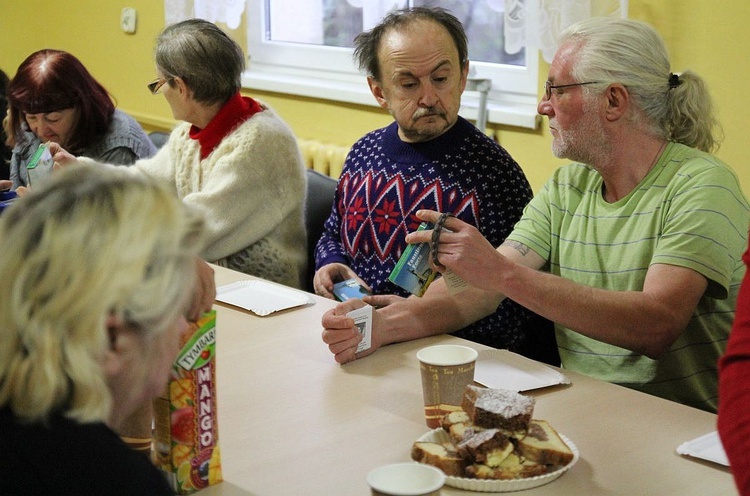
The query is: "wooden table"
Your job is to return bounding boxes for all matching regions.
[199,265,735,495]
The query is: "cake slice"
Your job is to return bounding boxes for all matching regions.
[440,410,471,430]
[516,419,574,467]
[441,410,478,444]
[456,428,513,468]
[461,385,535,435]
[411,441,467,477]
[466,453,549,480]
[447,422,481,445]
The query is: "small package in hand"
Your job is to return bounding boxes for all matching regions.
[347,304,373,353]
[333,278,370,301]
[26,143,55,187]
[388,222,437,296]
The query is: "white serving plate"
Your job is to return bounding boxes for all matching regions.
[415,428,579,493]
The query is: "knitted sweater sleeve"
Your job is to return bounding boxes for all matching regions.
[132,124,184,189]
[76,139,175,186]
[79,114,305,265]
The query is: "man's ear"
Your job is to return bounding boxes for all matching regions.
[604,83,629,122]
[367,76,389,109]
[459,60,469,93]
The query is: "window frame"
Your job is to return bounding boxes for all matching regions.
[243,1,541,129]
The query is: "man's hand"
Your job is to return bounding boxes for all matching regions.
[362,294,404,308]
[321,299,382,364]
[188,258,216,321]
[0,180,11,191]
[313,262,371,299]
[407,209,507,292]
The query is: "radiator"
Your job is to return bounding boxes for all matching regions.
[298,139,349,179]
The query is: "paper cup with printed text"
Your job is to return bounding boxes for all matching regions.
[417,344,477,428]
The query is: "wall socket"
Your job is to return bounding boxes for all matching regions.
[121,7,137,34]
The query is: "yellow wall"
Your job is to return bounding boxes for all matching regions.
[1,0,748,193]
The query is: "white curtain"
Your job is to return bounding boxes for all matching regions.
[531,0,629,63]
[164,0,245,29]
[162,0,627,62]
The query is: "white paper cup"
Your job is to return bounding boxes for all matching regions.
[417,344,477,428]
[367,463,445,496]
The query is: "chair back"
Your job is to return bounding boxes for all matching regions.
[304,169,337,292]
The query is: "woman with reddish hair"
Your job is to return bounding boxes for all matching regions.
[5,49,155,190]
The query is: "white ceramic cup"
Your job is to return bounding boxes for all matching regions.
[366,463,445,496]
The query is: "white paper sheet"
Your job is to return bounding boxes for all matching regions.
[676,431,729,467]
[474,349,570,392]
[216,280,314,316]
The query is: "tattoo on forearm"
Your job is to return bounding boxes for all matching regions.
[503,240,530,256]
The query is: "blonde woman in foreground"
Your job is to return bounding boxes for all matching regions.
[0,164,204,494]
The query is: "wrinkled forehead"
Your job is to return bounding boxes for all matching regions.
[547,40,584,83]
[378,20,460,78]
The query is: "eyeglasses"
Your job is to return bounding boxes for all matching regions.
[543,80,600,101]
[147,77,173,95]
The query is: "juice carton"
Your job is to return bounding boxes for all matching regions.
[26,143,55,187]
[153,310,222,493]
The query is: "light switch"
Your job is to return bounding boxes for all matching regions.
[121,7,137,34]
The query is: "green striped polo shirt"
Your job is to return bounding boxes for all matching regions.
[507,142,750,412]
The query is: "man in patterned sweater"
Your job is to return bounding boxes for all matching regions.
[313,7,557,362]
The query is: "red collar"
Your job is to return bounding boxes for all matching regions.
[189,92,263,159]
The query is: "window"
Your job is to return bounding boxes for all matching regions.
[244,0,541,128]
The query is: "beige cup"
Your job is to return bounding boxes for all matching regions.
[417,344,478,428]
[366,463,445,496]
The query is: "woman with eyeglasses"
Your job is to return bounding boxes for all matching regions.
[51,19,307,290]
[3,49,156,191]
[0,164,203,494]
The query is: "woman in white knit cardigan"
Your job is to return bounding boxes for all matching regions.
[54,19,307,289]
